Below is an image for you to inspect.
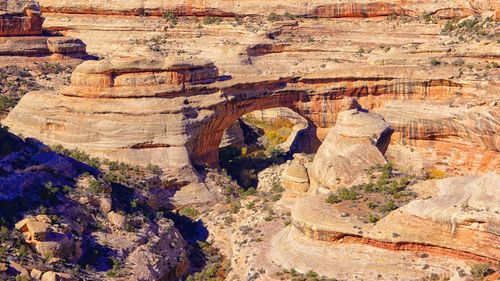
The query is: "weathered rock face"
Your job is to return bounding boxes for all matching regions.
[220,120,245,148]
[37,0,497,19]
[282,158,310,194]
[15,215,81,262]
[0,0,44,36]
[67,57,219,94]
[4,57,499,180]
[288,173,500,263]
[0,0,87,59]
[3,0,500,180]
[404,173,500,238]
[308,106,393,192]
[126,218,188,280]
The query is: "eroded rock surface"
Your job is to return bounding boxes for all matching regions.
[0,0,86,58]
[308,106,393,192]
[0,0,44,36]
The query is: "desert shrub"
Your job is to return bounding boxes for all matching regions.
[271,193,282,202]
[325,194,340,204]
[230,202,241,214]
[380,163,393,179]
[270,181,284,193]
[284,12,298,20]
[368,214,380,223]
[88,178,106,194]
[337,187,357,201]
[428,169,446,179]
[470,263,492,280]
[179,207,200,219]
[430,58,441,66]
[0,95,17,113]
[242,187,256,197]
[162,11,178,25]
[146,163,162,175]
[106,257,121,277]
[203,16,222,25]
[486,61,500,69]
[452,58,465,67]
[267,12,281,22]
[379,200,397,213]
[420,11,435,23]
[387,13,397,21]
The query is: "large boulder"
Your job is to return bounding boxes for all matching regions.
[15,215,81,262]
[126,219,188,280]
[308,107,393,192]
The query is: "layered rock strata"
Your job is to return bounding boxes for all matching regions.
[281,154,311,194]
[3,58,499,179]
[0,0,44,36]
[0,0,86,58]
[271,173,500,278]
[37,0,497,19]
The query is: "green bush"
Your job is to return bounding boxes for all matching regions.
[179,207,200,219]
[337,187,357,201]
[367,202,378,209]
[107,256,121,277]
[284,12,298,20]
[203,16,222,25]
[470,263,492,279]
[267,12,281,22]
[88,178,106,194]
[452,59,465,67]
[430,58,441,66]
[368,214,380,223]
[146,163,162,175]
[363,182,375,193]
[379,200,397,213]
[162,11,178,25]
[380,162,393,179]
[325,194,340,204]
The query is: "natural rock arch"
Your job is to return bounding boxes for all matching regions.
[4,58,499,179]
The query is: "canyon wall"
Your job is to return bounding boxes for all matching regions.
[3,58,499,182]
[37,0,498,19]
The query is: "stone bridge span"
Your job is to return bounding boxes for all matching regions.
[3,58,498,180]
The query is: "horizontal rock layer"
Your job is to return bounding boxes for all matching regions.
[37,0,497,19]
[291,173,500,263]
[3,61,498,177]
[0,36,86,57]
[0,13,44,36]
[68,58,219,91]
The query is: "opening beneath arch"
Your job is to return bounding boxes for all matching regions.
[217,107,316,189]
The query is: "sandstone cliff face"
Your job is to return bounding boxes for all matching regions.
[1,1,499,280]
[0,0,87,58]
[4,57,499,178]
[0,0,44,36]
[288,173,500,263]
[37,0,497,19]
